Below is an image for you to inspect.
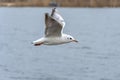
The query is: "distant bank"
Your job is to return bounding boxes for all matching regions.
[0,0,120,7]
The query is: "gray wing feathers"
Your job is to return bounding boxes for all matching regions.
[45,10,62,37]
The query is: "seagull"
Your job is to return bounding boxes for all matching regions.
[32,8,78,46]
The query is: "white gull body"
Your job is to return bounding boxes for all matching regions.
[32,8,78,46]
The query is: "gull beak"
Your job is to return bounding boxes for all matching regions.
[73,40,78,43]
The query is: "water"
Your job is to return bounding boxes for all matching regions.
[0,7,120,80]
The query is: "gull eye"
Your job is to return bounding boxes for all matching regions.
[70,37,72,40]
[67,37,72,40]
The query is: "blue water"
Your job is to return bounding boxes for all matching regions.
[0,7,120,80]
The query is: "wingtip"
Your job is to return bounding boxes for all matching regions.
[51,7,56,16]
[45,13,49,16]
[53,7,56,10]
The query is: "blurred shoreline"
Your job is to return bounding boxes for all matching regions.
[0,0,120,7]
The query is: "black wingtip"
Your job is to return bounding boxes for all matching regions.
[45,13,48,16]
[53,7,56,10]
[45,13,49,20]
[51,8,56,16]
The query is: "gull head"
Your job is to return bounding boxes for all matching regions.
[63,34,78,43]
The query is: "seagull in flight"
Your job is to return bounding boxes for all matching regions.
[32,8,78,46]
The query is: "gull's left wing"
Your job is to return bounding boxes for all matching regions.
[45,8,65,37]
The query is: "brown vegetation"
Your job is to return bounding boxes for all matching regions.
[0,0,120,7]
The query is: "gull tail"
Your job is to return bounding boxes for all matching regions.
[32,39,44,46]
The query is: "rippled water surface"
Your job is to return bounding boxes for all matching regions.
[0,7,120,80]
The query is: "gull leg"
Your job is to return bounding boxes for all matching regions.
[34,42,44,46]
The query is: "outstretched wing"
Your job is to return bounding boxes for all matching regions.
[45,8,65,37]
